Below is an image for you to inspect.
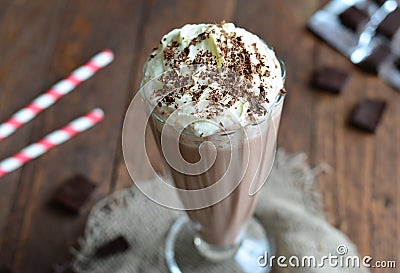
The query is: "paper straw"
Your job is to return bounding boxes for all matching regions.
[0,49,113,142]
[0,108,104,178]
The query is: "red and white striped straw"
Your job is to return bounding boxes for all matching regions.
[0,108,104,178]
[0,49,113,142]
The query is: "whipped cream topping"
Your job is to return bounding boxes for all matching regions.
[142,23,285,137]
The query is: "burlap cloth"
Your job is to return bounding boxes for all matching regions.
[72,150,371,273]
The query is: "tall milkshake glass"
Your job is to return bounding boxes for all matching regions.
[126,23,286,273]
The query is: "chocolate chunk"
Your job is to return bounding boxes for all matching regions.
[95,236,130,258]
[350,99,386,132]
[0,266,14,273]
[54,175,96,214]
[339,6,368,31]
[358,45,391,74]
[312,67,350,93]
[378,8,400,38]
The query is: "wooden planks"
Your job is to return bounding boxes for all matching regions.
[0,0,398,272]
[234,0,400,271]
[314,42,375,253]
[0,0,145,271]
[0,0,66,266]
[369,78,399,264]
[234,0,319,154]
[311,3,399,272]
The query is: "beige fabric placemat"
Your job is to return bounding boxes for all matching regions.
[72,149,371,273]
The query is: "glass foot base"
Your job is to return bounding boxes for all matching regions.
[165,216,274,273]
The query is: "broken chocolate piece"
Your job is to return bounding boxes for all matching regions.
[95,236,130,258]
[377,8,400,38]
[312,67,350,93]
[358,45,391,74]
[0,266,14,273]
[350,99,386,132]
[339,6,368,31]
[54,175,96,214]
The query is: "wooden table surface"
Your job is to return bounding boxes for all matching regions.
[0,0,398,272]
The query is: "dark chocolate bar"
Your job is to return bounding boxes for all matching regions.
[54,175,96,214]
[350,99,387,132]
[95,236,130,259]
[312,67,350,93]
[339,6,368,31]
[358,44,392,74]
[308,0,400,91]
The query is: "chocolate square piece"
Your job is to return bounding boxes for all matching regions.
[54,175,96,214]
[0,266,14,273]
[339,6,368,31]
[358,45,391,74]
[312,67,350,93]
[350,99,386,132]
[95,236,130,258]
[378,8,400,38]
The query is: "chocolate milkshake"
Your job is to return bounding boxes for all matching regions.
[141,23,285,258]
